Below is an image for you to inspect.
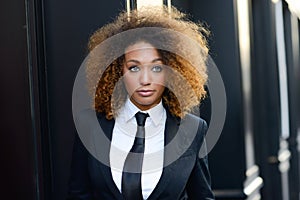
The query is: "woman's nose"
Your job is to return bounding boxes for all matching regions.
[139,69,151,85]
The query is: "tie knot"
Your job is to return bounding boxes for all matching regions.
[135,112,149,126]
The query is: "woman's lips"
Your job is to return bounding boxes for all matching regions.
[136,89,155,97]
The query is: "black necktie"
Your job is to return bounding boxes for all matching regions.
[121,112,149,200]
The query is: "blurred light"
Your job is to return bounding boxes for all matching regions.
[236,0,251,95]
[285,0,300,19]
[126,0,172,17]
[136,0,163,10]
[243,177,263,196]
[272,0,280,3]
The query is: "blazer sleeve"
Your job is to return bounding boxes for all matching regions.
[185,119,215,200]
[185,155,215,200]
[67,134,94,200]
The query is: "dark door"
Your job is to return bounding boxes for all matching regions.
[0,0,37,199]
[43,1,123,199]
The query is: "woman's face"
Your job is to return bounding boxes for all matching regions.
[122,42,166,111]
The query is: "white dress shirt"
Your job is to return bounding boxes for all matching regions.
[110,98,166,199]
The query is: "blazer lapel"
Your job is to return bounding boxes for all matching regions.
[93,113,123,199]
[146,111,177,200]
[148,111,197,200]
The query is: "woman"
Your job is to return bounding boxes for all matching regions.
[68,5,215,200]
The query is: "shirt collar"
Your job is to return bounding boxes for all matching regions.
[124,98,164,126]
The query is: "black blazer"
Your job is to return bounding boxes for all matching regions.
[67,109,215,200]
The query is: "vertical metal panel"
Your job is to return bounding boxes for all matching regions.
[283,2,300,199]
[236,0,256,170]
[188,0,262,199]
[236,1,263,198]
[274,0,290,140]
[25,0,53,199]
[274,1,291,199]
[251,0,290,199]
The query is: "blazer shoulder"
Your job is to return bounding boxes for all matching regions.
[181,114,208,152]
[183,113,208,134]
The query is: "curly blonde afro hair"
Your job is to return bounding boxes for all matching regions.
[86,6,210,120]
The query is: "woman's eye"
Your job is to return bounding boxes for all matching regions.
[128,66,140,72]
[152,65,163,72]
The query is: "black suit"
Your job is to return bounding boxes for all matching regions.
[67,109,215,200]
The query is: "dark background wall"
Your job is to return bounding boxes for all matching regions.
[43,1,123,199]
[0,0,36,199]
[189,0,247,191]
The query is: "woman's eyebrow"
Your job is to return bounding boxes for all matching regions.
[126,59,140,64]
[152,58,163,63]
[126,58,163,64]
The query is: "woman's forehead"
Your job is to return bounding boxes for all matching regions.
[124,41,157,53]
